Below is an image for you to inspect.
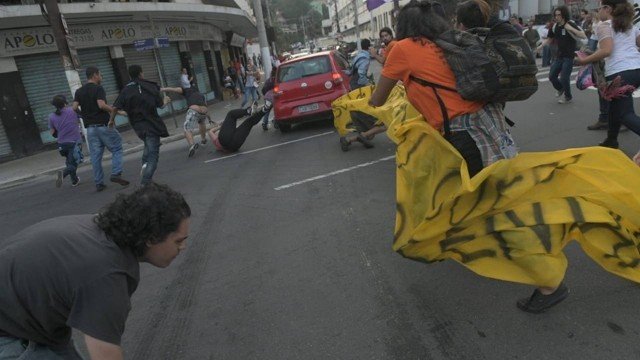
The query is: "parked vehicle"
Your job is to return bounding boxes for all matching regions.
[273,51,352,132]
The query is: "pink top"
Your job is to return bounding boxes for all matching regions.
[212,132,228,152]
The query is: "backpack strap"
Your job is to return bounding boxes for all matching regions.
[409,75,456,136]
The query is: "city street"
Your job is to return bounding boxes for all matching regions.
[1,61,640,359]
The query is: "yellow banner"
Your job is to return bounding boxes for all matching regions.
[333,86,640,288]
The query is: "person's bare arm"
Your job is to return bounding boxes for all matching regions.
[566,23,586,39]
[72,101,80,112]
[369,75,398,107]
[369,48,385,65]
[361,124,387,138]
[161,87,184,94]
[97,100,114,115]
[576,37,612,65]
[108,107,118,128]
[84,334,123,360]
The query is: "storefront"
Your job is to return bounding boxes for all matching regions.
[1,21,224,148]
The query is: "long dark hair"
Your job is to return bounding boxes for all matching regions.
[94,183,191,257]
[457,0,492,29]
[51,95,67,116]
[602,0,635,33]
[396,0,451,42]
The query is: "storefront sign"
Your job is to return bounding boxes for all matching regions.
[1,21,223,57]
[229,33,245,48]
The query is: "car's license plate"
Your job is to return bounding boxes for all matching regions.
[298,103,319,113]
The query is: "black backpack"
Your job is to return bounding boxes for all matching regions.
[413,21,538,103]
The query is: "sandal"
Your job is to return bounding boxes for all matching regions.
[517,282,569,314]
[340,137,350,152]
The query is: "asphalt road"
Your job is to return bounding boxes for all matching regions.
[1,61,639,359]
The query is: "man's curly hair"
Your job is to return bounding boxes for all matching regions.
[94,183,191,257]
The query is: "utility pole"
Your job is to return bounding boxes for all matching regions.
[392,0,400,28]
[352,0,361,50]
[334,0,340,34]
[300,15,307,44]
[252,0,273,79]
[264,0,277,56]
[42,0,82,95]
[148,15,178,128]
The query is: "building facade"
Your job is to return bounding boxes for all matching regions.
[0,0,257,161]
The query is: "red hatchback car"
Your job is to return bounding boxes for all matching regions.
[273,51,352,132]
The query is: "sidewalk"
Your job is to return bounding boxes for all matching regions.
[0,96,246,190]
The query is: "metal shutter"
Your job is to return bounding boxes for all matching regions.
[159,43,182,87]
[0,119,12,157]
[77,47,119,104]
[122,45,161,85]
[16,53,71,143]
[190,42,211,93]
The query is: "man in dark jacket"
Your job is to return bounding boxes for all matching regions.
[109,65,169,185]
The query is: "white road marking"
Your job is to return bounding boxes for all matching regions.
[274,155,395,191]
[204,131,334,163]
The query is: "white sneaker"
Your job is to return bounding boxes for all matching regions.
[555,90,564,98]
[558,97,572,104]
[72,177,80,187]
[188,143,199,157]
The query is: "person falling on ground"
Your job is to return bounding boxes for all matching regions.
[208,101,273,153]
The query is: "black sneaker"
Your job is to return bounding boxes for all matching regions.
[599,138,619,149]
[356,133,374,149]
[72,177,80,187]
[517,283,569,314]
[110,175,130,186]
[340,137,350,152]
[96,183,107,192]
[262,123,268,131]
[201,138,207,145]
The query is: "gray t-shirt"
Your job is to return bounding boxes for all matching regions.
[0,215,140,347]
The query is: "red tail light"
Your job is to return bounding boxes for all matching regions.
[273,85,283,97]
[332,72,343,84]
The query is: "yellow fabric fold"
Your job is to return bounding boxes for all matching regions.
[332,85,640,287]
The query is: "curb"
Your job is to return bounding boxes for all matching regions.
[0,133,186,191]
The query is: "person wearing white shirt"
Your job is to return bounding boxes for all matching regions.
[180,68,193,89]
[576,0,640,149]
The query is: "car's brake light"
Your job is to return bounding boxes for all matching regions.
[273,85,283,97]
[332,72,343,84]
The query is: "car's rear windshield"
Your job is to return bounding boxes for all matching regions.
[278,56,331,83]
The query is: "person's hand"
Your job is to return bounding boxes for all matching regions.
[107,120,115,128]
[369,48,377,57]
[633,151,640,166]
[163,96,171,105]
[574,57,587,66]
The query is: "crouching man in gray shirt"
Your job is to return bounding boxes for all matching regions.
[0,183,191,359]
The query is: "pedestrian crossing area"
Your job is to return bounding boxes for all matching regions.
[535,65,640,98]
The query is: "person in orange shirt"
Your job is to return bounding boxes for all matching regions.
[369,27,397,65]
[370,0,516,175]
[370,0,573,315]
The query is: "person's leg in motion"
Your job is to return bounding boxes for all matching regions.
[227,108,268,151]
[62,143,79,185]
[212,108,250,151]
[616,69,640,135]
[141,134,161,185]
[103,126,128,186]
[86,127,106,191]
[548,58,563,97]
[558,57,573,103]
[184,110,199,157]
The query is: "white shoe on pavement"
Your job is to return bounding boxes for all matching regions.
[140,163,147,177]
[558,97,572,104]
[555,90,564,98]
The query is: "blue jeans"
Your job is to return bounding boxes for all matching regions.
[141,133,161,185]
[549,57,574,100]
[241,86,258,107]
[0,336,82,359]
[542,45,551,67]
[86,125,123,186]
[57,142,79,183]
[606,69,640,140]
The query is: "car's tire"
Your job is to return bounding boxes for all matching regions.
[278,123,292,133]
